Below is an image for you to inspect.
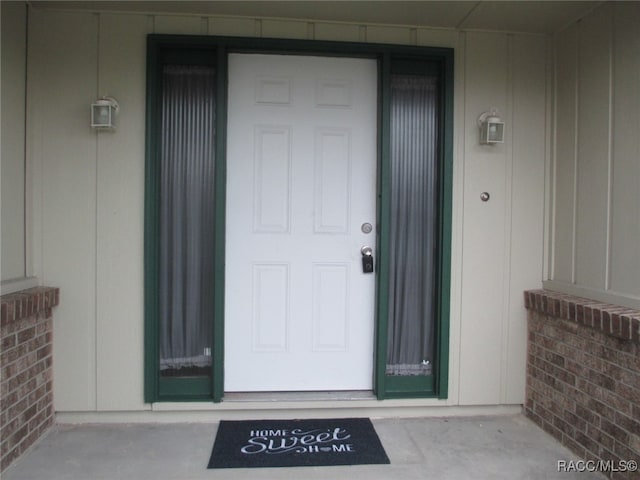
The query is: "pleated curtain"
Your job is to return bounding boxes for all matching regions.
[386,74,439,376]
[159,65,216,371]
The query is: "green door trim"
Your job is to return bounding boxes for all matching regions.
[144,34,454,403]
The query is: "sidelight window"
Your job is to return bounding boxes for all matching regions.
[386,74,440,377]
[158,65,216,379]
[145,46,221,401]
[376,57,452,399]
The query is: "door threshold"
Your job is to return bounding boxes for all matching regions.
[223,391,376,403]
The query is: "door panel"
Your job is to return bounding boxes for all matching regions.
[225,54,377,391]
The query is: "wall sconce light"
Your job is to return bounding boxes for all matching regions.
[91,96,119,130]
[478,109,504,145]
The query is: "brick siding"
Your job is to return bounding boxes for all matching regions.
[524,290,640,479]
[1,287,59,473]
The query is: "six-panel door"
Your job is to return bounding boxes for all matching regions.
[225,54,378,391]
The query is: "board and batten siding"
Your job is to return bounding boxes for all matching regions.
[546,1,640,310]
[1,2,27,283]
[458,32,547,405]
[25,6,547,412]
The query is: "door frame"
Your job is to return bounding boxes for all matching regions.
[144,34,453,403]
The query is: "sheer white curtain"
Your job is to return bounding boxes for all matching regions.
[159,65,216,371]
[386,74,439,376]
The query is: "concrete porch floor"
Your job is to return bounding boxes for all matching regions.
[3,414,604,480]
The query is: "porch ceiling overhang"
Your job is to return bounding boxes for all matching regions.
[31,1,603,35]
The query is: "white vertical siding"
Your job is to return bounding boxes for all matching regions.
[575,5,611,289]
[458,32,547,406]
[95,13,150,411]
[1,2,27,282]
[547,2,640,309]
[416,29,459,48]
[365,25,413,45]
[26,8,548,411]
[446,30,466,407]
[28,10,99,410]
[504,35,547,403]
[314,23,361,43]
[551,24,578,285]
[610,5,640,297]
[459,32,509,405]
[208,17,256,37]
[262,19,309,39]
[153,15,203,35]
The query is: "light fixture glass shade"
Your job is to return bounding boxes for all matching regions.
[478,111,504,144]
[91,97,118,129]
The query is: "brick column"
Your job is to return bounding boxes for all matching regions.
[1,287,59,473]
[524,290,640,479]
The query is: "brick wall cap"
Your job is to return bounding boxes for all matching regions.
[524,289,640,344]
[1,287,60,325]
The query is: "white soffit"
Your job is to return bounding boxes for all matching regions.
[32,1,603,34]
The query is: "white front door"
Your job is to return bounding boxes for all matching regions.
[225,54,378,391]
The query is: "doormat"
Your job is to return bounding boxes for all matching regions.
[208,418,390,469]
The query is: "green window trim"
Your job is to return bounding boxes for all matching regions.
[375,53,453,400]
[144,34,453,403]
